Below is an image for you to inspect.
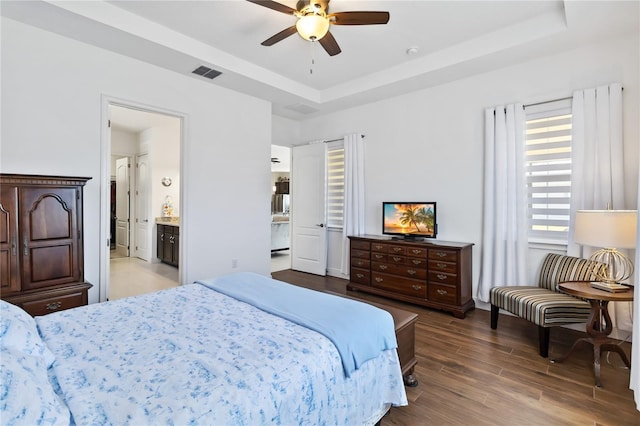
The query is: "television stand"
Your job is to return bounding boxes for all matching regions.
[348,235,474,318]
[391,236,424,242]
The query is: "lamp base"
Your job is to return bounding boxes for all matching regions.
[590,281,631,293]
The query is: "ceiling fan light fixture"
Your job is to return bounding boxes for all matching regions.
[296,14,330,41]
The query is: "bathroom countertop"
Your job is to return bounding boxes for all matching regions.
[156,217,179,227]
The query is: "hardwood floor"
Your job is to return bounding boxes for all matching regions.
[272,269,640,426]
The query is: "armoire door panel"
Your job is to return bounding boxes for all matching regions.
[22,189,76,241]
[28,245,73,285]
[28,194,73,240]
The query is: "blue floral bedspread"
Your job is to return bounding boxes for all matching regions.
[36,283,408,425]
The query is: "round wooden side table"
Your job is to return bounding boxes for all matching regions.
[552,281,633,387]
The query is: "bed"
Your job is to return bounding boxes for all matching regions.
[1,272,408,425]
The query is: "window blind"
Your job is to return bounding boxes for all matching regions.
[326,145,344,228]
[525,100,572,243]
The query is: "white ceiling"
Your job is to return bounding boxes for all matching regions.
[2,1,638,120]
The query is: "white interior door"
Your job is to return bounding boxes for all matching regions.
[134,153,150,261]
[115,157,130,257]
[291,143,327,276]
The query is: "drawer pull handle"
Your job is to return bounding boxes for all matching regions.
[46,301,62,311]
[437,274,447,280]
[375,255,384,259]
[411,285,422,291]
[392,256,402,262]
[356,261,363,266]
[378,265,387,270]
[436,252,447,258]
[374,245,383,250]
[375,277,383,283]
[437,263,447,269]
[393,248,402,252]
[356,273,364,279]
[407,269,417,275]
[412,249,421,254]
[437,289,448,296]
[412,260,422,265]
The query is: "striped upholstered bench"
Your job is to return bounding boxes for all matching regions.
[490,253,606,357]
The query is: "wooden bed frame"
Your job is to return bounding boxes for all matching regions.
[327,291,419,386]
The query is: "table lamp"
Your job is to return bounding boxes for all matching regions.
[573,210,637,292]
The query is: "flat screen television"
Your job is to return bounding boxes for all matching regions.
[382,202,437,240]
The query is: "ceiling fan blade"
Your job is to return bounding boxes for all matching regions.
[329,11,390,25]
[261,25,298,46]
[246,0,296,15]
[319,32,341,56]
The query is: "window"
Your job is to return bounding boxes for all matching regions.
[525,99,572,244]
[326,143,344,228]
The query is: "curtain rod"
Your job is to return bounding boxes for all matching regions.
[523,96,572,109]
[524,87,623,109]
[323,134,365,143]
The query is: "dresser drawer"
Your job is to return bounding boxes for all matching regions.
[429,283,457,304]
[429,259,458,274]
[351,258,370,269]
[372,243,407,255]
[351,249,370,260]
[390,255,427,268]
[406,247,427,258]
[388,245,406,255]
[371,243,388,252]
[350,268,371,285]
[351,240,370,250]
[407,257,427,268]
[429,249,458,262]
[21,290,86,316]
[372,262,427,279]
[371,252,387,262]
[428,271,458,286]
[371,273,427,298]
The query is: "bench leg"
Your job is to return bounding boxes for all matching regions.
[539,326,550,358]
[490,305,499,329]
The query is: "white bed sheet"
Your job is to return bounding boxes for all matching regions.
[36,283,407,425]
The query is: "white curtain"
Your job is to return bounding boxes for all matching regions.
[566,83,631,330]
[477,104,528,302]
[341,134,365,277]
[632,166,640,410]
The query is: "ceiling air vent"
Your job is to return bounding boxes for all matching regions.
[192,65,222,80]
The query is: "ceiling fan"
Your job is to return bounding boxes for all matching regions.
[247,0,390,56]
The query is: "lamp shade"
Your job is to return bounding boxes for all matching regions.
[296,14,330,41]
[574,210,637,249]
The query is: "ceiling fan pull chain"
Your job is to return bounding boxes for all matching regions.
[310,40,316,75]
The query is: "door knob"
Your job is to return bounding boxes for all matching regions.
[316,223,325,227]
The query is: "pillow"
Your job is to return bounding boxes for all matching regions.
[0,301,55,367]
[0,346,71,426]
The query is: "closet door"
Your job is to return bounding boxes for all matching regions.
[0,186,20,294]
[19,185,81,291]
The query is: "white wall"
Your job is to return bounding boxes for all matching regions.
[149,122,181,218]
[110,127,139,178]
[297,31,640,300]
[1,17,273,303]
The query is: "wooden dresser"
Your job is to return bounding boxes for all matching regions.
[0,174,92,316]
[348,235,474,318]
